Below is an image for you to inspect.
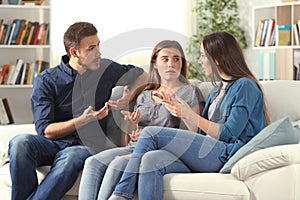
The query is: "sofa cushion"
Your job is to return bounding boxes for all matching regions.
[0,124,36,167]
[231,143,300,180]
[220,116,300,173]
[163,173,249,200]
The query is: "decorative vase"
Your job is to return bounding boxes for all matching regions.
[8,0,19,5]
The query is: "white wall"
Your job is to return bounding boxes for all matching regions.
[50,0,282,74]
[50,0,193,70]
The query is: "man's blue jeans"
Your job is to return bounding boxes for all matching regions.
[113,126,226,200]
[8,133,92,200]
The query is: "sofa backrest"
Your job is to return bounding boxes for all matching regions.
[260,80,300,124]
[190,80,300,125]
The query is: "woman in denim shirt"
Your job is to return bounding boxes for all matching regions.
[109,32,270,200]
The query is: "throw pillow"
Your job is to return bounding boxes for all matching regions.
[219,116,300,173]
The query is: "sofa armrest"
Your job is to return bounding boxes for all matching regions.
[231,143,300,180]
[0,124,36,167]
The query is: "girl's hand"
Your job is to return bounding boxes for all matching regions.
[121,108,140,124]
[129,128,142,142]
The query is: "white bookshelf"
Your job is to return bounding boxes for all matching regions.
[0,0,50,124]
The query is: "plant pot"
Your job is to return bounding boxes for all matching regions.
[8,0,19,5]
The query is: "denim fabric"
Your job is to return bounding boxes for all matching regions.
[8,133,92,200]
[98,156,129,200]
[113,127,226,199]
[79,146,134,200]
[201,78,266,162]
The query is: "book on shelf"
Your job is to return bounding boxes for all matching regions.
[254,19,264,47]
[2,98,14,124]
[293,23,299,46]
[257,52,276,80]
[9,58,24,85]
[255,19,276,47]
[7,20,16,45]
[0,97,10,125]
[264,19,275,47]
[15,19,26,45]
[294,50,300,80]
[20,62,29,84]
[0,64,9,85]
[277,24,291,46]
[0,19,49,45]
[0,24,7,44]
[9,19,22,45]
[259,19,269,46]
[4,64,15,85]
[3,24,12,45]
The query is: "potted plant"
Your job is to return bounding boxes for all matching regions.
[186,0,247,80]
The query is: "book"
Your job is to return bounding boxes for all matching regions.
[20,62,29,84]
[257,53,264,80]
[15,19,26,45]
[3,24,12,45]
[0,24,7,44]
[10,19,21,45]
[19,21,29,45]
[7,20,17,45]
[0,64,9,85]
[2,98,14,124]
[293,24,299,46]
[26,62,34,84]
[277,24,291,46]
[254,19,264,47]
[28,22,39,45]
[4,64,15,85]
[264,19,275,47]
[22,21,32,45]
[269,52,276,80]
[259,19,269,46]
[0,97,9,125]
[9,59,24,85]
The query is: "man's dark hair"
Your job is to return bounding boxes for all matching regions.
[63,22,98,57]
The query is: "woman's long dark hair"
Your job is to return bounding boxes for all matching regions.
[202,32,270,125]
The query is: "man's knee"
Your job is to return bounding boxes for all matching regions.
[8,134,36,156]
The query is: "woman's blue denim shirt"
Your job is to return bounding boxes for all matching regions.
[201,77,266,162]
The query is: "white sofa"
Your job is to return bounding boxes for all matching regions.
[1,80,300,200]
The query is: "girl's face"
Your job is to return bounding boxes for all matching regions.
[198,43,213,77]
[155,48,183,82]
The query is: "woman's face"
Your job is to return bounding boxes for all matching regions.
[198,43,212,77]
[155,48,182,82]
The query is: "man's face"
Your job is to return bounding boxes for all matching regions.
[76,35,101,71]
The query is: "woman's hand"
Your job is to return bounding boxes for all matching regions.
[153,90,192,119]
[162,96,193,119]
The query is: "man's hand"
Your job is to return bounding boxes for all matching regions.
[108,86,131,110]
[76,103,109,126]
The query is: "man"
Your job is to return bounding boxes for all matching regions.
[8,22,147,200]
